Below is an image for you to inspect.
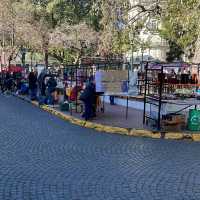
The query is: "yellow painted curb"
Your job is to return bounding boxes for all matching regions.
[85,121,101,129]
[102,126,129,135]
[165,133,183,140]
[85,121,129,134]
[41,104,200,141]
[192,134,200,141]
[129,129,160,138]
[53,111,73,121]
[25,98,200,142]
[182,134,193,140]
[31,101,39,107]
[70,118,86,126]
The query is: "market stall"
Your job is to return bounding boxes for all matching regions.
[143,62,200,131]
[62,62,131,117]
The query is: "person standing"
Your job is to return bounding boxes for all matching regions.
[28,71,37,100]
[38,69,47,96]
[80,77,96,120]
[46,75,57,105]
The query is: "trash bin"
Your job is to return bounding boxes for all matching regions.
[188,109,200,131]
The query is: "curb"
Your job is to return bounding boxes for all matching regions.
[14,94,200,142]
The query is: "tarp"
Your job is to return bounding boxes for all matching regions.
[0,65,24,73]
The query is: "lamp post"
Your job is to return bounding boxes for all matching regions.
[129,28,135,71]
[131,41,134,71]
[141,42,144,71]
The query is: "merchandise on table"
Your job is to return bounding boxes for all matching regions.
[162,113,186,125]
[174,88,196,98]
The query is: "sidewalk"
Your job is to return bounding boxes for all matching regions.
[13,93,144,129]
[13,93,200,141]
[67,103,144,129]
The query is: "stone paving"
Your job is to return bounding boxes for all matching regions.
[1,94,200,200]
[70,103,144,129]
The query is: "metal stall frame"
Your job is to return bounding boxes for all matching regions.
[143,62,200,130]
[63,62,131,118]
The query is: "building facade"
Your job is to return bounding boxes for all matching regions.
[128,0,168,63]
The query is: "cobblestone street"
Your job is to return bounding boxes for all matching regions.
[0,95,200,200]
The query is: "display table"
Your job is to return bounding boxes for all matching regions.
[147,96,200,117]
[162,98,200,106]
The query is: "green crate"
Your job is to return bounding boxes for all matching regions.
[188,109,200,131]
[60,103,69,111]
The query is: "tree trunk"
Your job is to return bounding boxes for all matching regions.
[21,53,26,67]
[8,56,11,71]
[44,48,48,69]
[42,34,49,69]
[74,50,82,65]
[30,51,33,67]
[193,35,200,63]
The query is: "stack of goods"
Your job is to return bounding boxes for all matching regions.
[162,94,177,100]
[174,88,195,98]
[161,113,186,132]
[162,113,186,125]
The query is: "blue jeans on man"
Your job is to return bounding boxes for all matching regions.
[46,88,55,105]
[30,88,37,100]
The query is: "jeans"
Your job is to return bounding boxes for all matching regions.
[84,101,93,120]
[30,88,37,100]
[47,89,54,105]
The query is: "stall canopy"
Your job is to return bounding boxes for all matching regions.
[148,62,190,69]
[1,65,24,73]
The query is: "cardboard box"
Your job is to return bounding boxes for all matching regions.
[162,114,186,125]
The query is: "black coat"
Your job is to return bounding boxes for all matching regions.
[47,77,57,93]
[28,73,37,89]
[80,82,95,103]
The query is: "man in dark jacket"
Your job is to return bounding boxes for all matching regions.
[3,73,15,93]
[28,71,37,100]
[38,69,47,96]
[80,78,96,120]
[46,75,57,105]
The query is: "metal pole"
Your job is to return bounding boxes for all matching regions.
[75,65,78,113]
[143,62,148,124]
[158,65,164,130]
[141,45,144,71]
[126,63,130,120]
[126,96,129,120]
[131,43,134,71]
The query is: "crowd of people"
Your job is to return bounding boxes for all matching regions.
[0,69,98,121]
[0,69,58,105]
